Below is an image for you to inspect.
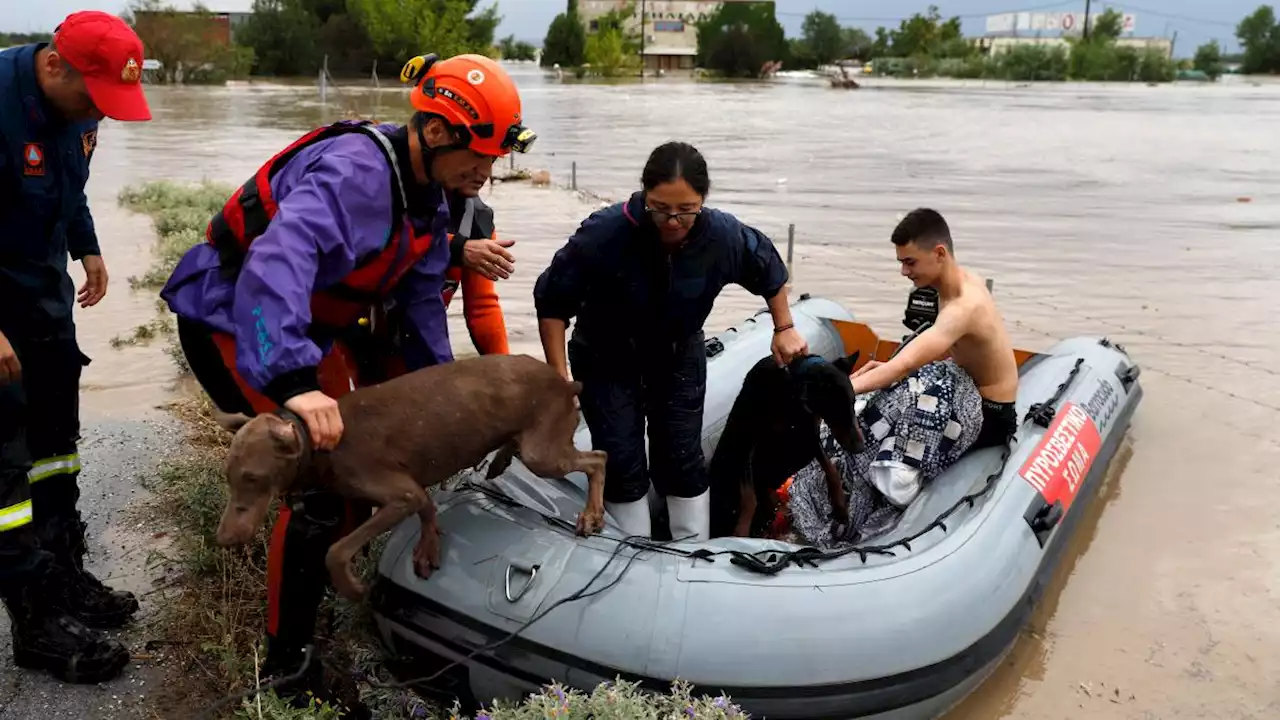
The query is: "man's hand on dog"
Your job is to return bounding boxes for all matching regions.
[285,390,344,451]
[771,326,808,367]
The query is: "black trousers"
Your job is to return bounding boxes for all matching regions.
[0,332,89,587]
[569,334,709,504]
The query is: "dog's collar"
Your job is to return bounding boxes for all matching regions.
[273,408,315,471]
[787,354,827,414]
[792,355,826,372]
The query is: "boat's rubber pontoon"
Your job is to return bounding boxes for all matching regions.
[369,295,1143,719]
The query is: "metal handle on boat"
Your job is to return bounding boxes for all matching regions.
[504,561,540,603]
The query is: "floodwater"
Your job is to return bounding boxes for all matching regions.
[79,67,1280,718]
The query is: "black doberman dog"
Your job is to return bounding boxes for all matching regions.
[709,352,866,538]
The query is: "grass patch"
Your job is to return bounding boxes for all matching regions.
[117,179,233,291]
[110,315,175,348]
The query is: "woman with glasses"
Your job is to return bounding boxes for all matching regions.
[534,141,808,541]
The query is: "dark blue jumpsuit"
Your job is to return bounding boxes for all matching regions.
[534,190,789,504]
[0,44,101,584]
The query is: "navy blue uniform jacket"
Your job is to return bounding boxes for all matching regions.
[533,190,789,359]
[0,44,101,339]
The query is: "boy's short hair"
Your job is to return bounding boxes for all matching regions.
[891,208,953,253]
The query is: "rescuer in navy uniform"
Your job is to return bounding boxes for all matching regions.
[0,11,153,683]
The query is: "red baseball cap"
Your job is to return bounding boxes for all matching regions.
[53,11,151,122]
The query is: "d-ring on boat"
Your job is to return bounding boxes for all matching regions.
[369,294,1143,719]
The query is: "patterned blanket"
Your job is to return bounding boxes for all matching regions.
[788,359,984,548]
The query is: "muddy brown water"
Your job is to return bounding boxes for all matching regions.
[75,68,1280,718]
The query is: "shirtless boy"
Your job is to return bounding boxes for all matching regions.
[850,208,1019,450]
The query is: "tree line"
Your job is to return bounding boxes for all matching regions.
[1,32,53,47]
[541,1,1280,83]
[43,0,1273,84]
[121,0,530,83]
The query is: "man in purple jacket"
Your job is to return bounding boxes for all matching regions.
[160,52,534,701]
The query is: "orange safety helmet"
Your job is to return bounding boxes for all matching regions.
[400,53,536,158]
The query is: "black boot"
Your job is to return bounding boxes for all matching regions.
[37,513,139,629]
[260,638,325,709]
[2,571,131,684]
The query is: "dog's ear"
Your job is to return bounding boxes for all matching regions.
[213,410,252,434]
[268,417,303,455]
[832,350,861,376]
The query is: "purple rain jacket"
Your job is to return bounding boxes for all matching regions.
[159,122,454,404]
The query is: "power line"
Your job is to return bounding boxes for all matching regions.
[774,0,1080,24]
[1094,2,1241,28]
[776,1,1241,29]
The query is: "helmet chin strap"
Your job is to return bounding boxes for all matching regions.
[416,117,473,185]
[416,122,440,184]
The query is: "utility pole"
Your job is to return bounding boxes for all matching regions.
[639,0,646,78]
[1083,0,1092,40]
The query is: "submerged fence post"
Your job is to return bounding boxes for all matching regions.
[571,161,578,191]
[786,223,795,284]
[319,55,329,104]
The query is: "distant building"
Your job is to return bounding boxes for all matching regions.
[578,0,770,74]
[134,0,254,45]
[971,10,1172,59]
[976,35,1174,59]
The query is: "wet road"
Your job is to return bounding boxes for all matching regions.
[2,67,1277,718]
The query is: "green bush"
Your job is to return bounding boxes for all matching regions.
[453,679,748,720]
[873,39,1172,83]
[998,45,1066,81]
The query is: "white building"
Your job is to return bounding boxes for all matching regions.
[579,0,761,73]
[977,35,1174,59]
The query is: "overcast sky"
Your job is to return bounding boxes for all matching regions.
[2,1,1253,55]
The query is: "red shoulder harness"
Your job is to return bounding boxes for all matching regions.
[205,120,430,329]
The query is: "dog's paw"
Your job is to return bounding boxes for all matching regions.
[576,506,605,536]
[413,526,443,579]
[326,550,366,601]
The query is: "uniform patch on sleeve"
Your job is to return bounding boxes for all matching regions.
[23,143,44,176]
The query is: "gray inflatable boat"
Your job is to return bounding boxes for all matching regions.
[369,294,1143,719]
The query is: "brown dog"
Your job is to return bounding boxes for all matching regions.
[212,353,607,601]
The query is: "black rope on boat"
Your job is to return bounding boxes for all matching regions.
[1026,358,1084,428]
[368,531,656,693]
[459,355,1088,580]
[374,354,1092,695]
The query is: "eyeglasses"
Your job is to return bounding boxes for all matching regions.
[646,206,701,227]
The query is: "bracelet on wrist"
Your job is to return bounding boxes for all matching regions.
[773,323,795,334]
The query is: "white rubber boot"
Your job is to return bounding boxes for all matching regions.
[605,498,652,538]
[666,490,710,542]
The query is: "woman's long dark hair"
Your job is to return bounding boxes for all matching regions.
[641,141,711,196]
